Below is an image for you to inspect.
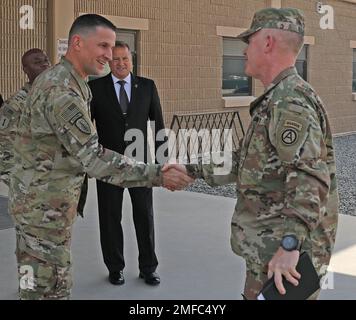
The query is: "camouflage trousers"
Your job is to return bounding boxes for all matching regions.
[243,257,323,300]
[14,224,73,300]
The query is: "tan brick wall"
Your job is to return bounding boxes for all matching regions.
[1,0,356,134]
[74,0,267,129]
[0,0,47,100]
[283,0,356,133]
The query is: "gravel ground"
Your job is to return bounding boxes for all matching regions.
[186,134,356,216]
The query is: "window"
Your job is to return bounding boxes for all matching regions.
[353,49,356,92]
[296,45,308,81]
[222,38,252,96]
[117,29,137,75]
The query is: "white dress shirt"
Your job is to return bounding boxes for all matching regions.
[111,73,131,104]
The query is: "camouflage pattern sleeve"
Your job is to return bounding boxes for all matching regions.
[185,149,240,186]
[45,90,163,188]
[269,102,331,241]
[0,102,21,186]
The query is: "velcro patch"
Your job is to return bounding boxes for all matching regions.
[0,115,10,129]
[61,103,82,124]
[60,103,91,135]
[0,106,15,129]
[75,118,91,134]
[281,128,298,145]
[284,120,302,131]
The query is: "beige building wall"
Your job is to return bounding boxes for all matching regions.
[0,0,47,99]
[73,0,356,133]
[74,0,267,129]
[283,0,356,133]
[1,0,356,134]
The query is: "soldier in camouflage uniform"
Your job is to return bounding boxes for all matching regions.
[183,8,338,299]
[4,14,192,300]
[0,49,50,186]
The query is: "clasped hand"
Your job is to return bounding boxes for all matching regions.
[161,164,194,191]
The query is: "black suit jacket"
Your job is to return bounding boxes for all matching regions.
[89,73,165,163]
[0,94,3,108]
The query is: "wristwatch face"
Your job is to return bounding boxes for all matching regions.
[281,236,298,251]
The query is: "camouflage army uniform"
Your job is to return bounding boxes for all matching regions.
[9,57,163,300]
[0,83,31,186]
[188,67,339,299]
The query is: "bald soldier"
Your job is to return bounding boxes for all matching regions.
[176,8,338,299]
[6,14,192,300]
[0,49,50,185]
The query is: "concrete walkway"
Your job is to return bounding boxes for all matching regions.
[0,180,356,300]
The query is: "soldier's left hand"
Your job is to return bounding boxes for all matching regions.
[267,247,301,295]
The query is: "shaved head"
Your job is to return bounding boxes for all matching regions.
[68,14,116,44]
[259,29,304,56]
[21,48,45,67]
[21,48,50,83]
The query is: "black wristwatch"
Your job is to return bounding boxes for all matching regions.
[280,235,300,251]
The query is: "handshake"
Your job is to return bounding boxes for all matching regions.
[161,164,195,191]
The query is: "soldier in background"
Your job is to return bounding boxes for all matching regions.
[176,7,339,299]
[0,48,50,186]
[5,14,192,300]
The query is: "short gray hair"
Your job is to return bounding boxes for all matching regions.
[268,29,303,55]
[114,40,131,53]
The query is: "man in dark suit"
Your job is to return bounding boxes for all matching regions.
[0,94,4,108]
[89,41,165,286]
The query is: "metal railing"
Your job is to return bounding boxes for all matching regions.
[169,111,245,162]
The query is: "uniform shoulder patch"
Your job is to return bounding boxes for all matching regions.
[0,105,16,130]
[272,103,312,163]
[284,119,302,131]
[75,117,91,134]
[0,114,10,130]
[60,103,91,135]
[281,128,298,145]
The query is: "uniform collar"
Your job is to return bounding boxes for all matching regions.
[267,66,298,91]
[60,57,91,100]
[249,66,298,115]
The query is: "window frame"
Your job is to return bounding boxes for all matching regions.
[222,37,252,97]
[296,45,308,81]
[353,49,356,93]
[116,29,138,76]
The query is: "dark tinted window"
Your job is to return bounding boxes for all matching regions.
[222,38,252,96]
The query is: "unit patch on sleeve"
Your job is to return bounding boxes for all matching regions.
[0,106,15,130]
[281,128,298,145]
[60,103,91,135]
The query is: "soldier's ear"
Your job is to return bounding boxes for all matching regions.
[71,34,82,51]
[264,34,275,53]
